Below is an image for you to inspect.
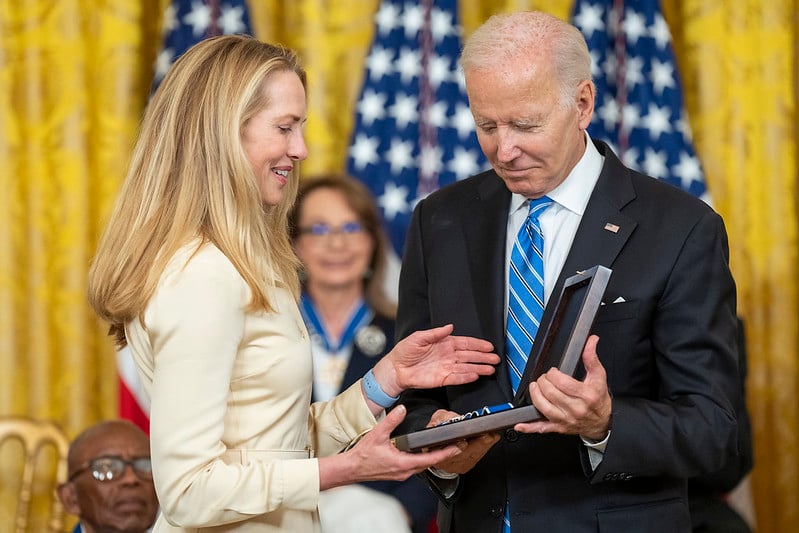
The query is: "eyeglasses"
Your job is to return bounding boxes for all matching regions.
[298,221,366,239]
[68,456,153,483]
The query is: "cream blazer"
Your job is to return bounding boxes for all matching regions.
[126,242,377,532]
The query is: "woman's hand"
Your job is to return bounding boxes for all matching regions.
[373,324,499,398]
[425,409,500,475]
[318,405,465,490]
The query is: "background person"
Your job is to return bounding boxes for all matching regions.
[87,35,498,533]
[57,419,158,533]
[290,174,437,533]
[394,11,740,533]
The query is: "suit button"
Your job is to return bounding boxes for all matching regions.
[504,429,519,442]
[490,505,504,518]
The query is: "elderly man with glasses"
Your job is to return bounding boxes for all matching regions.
[57,419,158,533]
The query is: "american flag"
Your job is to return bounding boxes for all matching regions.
[152,0,253,89]
[571,0,708,201]
[118,0,253,434]
[347,0,488,255]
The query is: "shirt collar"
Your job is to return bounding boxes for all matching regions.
[510,131,605,215]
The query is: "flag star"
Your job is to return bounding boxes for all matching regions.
[644,104,672,140]
[624,55,645,89]
[573,3,605,39]
[642,147,668,178]
[379,182,411,221]
[451,102,477,139]
[419,144,444,178]
[622,147,640,170]
[673,152,703,189]
[349,134,380,171]
[430,7,455,42]
[386,139,415,174]
[428,54,452,88]
[161,4,177,35]
[183,1,212,37]
[621,103,642,134]
[219,4,247,34]
[375,1,401,35]
[589,49,603,78]
[367,46,394,81]
[357,89,387,126]
[154,48,175,80]
[423,101,448,129]
[650,13,672,50]
[389,93,419,128]
[597,99,620,130]
[448,147,483,180]
[622,8,648,46]
[396,47,421,84]
[675,113,694,140]
[403,4,424,39]
[650,58,676,96]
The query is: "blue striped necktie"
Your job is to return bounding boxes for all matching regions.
[504,196,552,532]
[506,196,553,393]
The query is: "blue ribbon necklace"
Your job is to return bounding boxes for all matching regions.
[300,293,374,353]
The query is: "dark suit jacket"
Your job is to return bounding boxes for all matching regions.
[394,140,740,533]
[311,313,437,533]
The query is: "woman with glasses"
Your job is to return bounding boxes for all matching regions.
[57,420,158,533]
[289,175,437,533]
[87,36,499,532]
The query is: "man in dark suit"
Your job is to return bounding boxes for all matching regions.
[57,419,158,533]
[394,11,741,533]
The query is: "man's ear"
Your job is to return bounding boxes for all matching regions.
[575,80,595,130]
[57,481,81,516]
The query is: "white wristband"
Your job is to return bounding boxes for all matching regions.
[363,368,399,408]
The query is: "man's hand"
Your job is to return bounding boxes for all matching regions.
[515,335,612,440]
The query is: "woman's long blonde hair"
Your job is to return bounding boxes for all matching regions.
[88,35,305,346]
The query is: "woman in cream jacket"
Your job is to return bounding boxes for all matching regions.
[88,36,499,532]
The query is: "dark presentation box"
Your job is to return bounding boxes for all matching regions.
[393,265,612,452]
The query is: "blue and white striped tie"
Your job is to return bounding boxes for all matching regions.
[503,196,552,532]
[506,196,552,393]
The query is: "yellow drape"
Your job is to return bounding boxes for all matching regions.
[1,1,796,531]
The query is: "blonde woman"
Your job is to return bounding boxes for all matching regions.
[88,35,499,533]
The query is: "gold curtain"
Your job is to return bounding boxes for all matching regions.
[0,0,796,531]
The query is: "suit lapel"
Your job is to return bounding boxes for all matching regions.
[558,142,637,285]
[461,172,514,397]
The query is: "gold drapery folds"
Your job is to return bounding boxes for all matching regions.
[0,0,795,530]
